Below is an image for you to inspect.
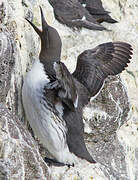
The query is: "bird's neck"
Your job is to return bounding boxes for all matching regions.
[39,56,58,82]
[39,43,61,64]
[39,54,59,63]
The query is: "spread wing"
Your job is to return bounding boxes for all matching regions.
[73,42,133,97]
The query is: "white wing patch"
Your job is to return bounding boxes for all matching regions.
[74,94,79,108]
[82,16,86,21]
[82,3,86,7]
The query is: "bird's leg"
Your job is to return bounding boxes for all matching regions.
[44,157,74,167]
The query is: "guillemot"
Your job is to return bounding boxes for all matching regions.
[22,7,133,166]
[48,0,117,31]
[79,0,117,23]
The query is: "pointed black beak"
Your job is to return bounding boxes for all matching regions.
[25,6,62,62]
[39,6,49,31]
[25,6,49,36]
[25,18,42,36]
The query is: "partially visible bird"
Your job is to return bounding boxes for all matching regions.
[79,0,117,23]
[48,0,117,31]
[22,7,133,166]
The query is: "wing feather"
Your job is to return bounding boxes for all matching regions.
[53,62,78,110]
[73,42,133,97]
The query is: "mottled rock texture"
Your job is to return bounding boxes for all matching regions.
[84,76,130,179]
[0,0,137,179]
[0,103,51,180]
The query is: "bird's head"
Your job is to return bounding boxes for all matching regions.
[25,7,62,63]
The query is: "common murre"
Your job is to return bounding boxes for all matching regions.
[79,0,117,23]
[48,0,117,31]
[22,7,133,166]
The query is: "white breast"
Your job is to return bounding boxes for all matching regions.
[25,59,50,88]
[22,59,76,164]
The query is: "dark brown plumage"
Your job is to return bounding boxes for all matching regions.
[48,0,106,30]
[73,42,132,96]
[48,0,117,31]
[79,0,117,23]
[24,7,133,166]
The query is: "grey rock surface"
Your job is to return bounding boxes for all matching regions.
[0,29,15,103]
[0,103,50,180]
[84,76,130,179]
